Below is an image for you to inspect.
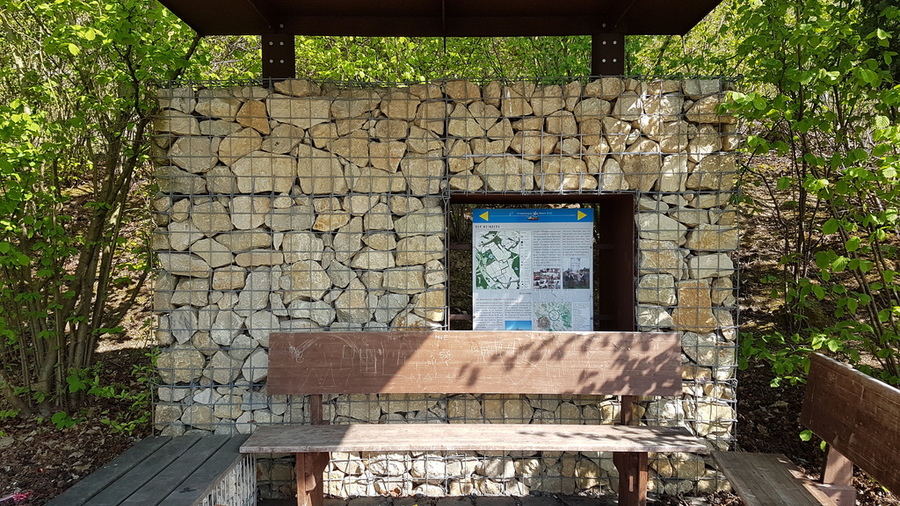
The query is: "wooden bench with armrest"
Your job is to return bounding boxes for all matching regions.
[240,330,708,506]
[713,353,900,506]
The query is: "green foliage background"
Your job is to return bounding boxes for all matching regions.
[0,0,899,422]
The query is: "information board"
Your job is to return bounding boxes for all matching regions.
[472,208,594,331]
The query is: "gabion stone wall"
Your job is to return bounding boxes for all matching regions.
[151,77,739,499]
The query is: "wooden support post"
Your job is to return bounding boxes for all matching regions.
[620,395,636,425]
[818,446,855,506]
[591,33,625,75]
[309,394,324,425]
[613,451,648,506]
[295,394,328,506]
[295,452,329,506]
[262,33,295,80]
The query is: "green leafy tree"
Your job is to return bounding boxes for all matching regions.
[726,0,900,384]
[0,0,200,414]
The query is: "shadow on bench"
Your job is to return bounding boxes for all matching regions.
[241,331,708,506]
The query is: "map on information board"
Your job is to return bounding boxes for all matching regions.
[472,208,593,331]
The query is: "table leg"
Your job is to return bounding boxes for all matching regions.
[613,452,648,506]
[296,452,329,506]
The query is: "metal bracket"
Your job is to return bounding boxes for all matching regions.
[262,33,296,80]
[591,33,625,75]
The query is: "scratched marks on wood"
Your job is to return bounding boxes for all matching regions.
[267,331,681,396]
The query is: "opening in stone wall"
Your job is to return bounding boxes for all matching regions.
[447,195,635,332]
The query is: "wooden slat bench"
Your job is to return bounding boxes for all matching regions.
[47,434,255,506]
[713,353,900,506]
[240,331,708,506]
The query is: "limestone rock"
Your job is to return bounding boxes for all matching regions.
[686,95,734,124]
[156,166,207,195]
[620,139,662,191]
[535,156,595,191]
[637,213,687,244]
[332,90,380,119]
[686,153,737,191]
[672,279,717,333]
[267,95,331,129]
[157,252,211,277]
[394,208,445,238]
[349,247,396,270]
[168,307,198,343]
[685,224,739,252]
[381,91,420,120]
[474,155,535,192]
[383,266,426,294]
[637,274,677,306]
[688,253,735,279]
[195,95,241,120]
[171,278,209,307]
[584,77,624,100]
[230,196,271,230]
[231,151,296,194]
[327,129,369,167]
[283,260,331,302]
[218,128,262,165]
[215,229,272,252]
[157,344,206,383]
[235,100,270,135]
[683,332,736,368]
[370,141,406,173]
[395,235,444,266]
[191,201,233,236]
[295,144,348,195]
[273,79,321,97]
[282,231,324,263]
[212,265,247,290]
[241,348,268,383]
[235,268,274,313]
[169,136,218,174]
[266,207,314,232]
[155,110,201,136]
[288,300,336,327]
[167,220,204,251]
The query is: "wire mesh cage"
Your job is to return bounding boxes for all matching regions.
[151,76,739,500]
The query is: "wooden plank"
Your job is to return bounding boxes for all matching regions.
[800,353,900,494]
[81,436,201,506]
[296,452,328,506]
[613,452,648,506]
[268,331,682,396]
[45,436,171,506]
[158,435,250,506]
[712,452,836,506]
[118,435,227,506]
[240,424,707,454]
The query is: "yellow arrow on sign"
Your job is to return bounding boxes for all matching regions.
[577,211,588,220]
[479,211,490,221]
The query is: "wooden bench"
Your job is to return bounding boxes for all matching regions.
[47,434,255,506]
[713,353,900,506]
[240,331,707,506]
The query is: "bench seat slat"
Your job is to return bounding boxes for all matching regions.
[158,435,250,506]
[712,452,836,506]
[45,436,172,506]
[241,424,707,454]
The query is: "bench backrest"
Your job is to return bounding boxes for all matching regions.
[800,353,900,494]
[267,331,682,396]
